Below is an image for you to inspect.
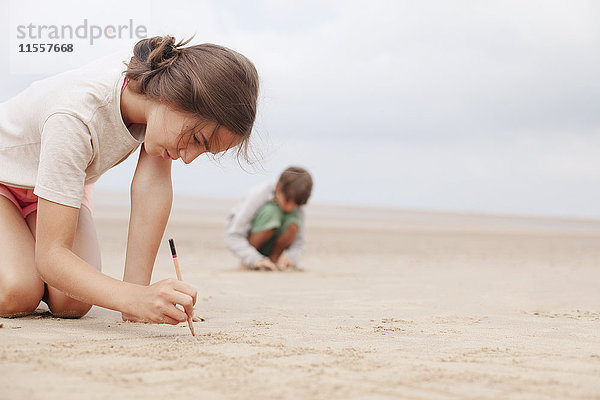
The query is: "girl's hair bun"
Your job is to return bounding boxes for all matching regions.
[127,35,189,90]
[135,36,180,71]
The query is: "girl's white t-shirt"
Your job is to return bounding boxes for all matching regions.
[0,52,145,208]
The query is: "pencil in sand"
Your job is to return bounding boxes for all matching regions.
[168,238,195,336]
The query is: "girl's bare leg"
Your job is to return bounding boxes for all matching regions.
[0,196,45,317]
[26,205,102,318]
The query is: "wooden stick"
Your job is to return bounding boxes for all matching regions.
[168,238,195,336]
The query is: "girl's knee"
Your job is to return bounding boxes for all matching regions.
[48,297,92,319]
[0,278,43,317]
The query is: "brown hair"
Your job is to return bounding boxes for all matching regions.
[125,35,259,160]
[278,166,313,206]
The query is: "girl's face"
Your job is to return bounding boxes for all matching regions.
[143,103,240,164]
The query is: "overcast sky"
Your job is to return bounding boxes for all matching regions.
[2,0,600,218]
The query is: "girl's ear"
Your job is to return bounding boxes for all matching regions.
[275,182,281,194]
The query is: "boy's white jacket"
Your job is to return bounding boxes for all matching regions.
[224,181,305,267]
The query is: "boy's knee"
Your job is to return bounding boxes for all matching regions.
[285,223,299,235]
[248,228,276,250]
[0,278,42,317]
[48,297,92,319]
[276,223,299,248]
[281,222,299,239]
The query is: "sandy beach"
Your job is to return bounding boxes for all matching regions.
[1,191,599,400]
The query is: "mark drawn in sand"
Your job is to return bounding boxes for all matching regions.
[440,346,518,363]
[526,310,600,321]
[372,318,415,334]
[0,330,384,399]
[432,315,488,325]
[252,320,275,328]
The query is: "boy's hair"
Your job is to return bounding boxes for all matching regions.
[125,35,259,162]
[278,167,313,206]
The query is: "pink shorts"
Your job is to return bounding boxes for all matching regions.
[0,183,94,218]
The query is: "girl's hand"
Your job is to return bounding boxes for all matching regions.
[126,278,197,324]
[123,310,204,323]
[123,309,204,323]
[121,313,143,323]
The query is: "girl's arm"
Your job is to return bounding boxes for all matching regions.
[35,198,196,323]
[122,145,172,287]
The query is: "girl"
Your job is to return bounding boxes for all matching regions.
[0,36,259,325]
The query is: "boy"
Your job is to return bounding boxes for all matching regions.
[225,166,313,270]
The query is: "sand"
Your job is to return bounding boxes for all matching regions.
[1,192,600,399]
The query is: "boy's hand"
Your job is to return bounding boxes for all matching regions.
[276,254,294,270]
[126,278,197,324]
[255,257,278,271]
